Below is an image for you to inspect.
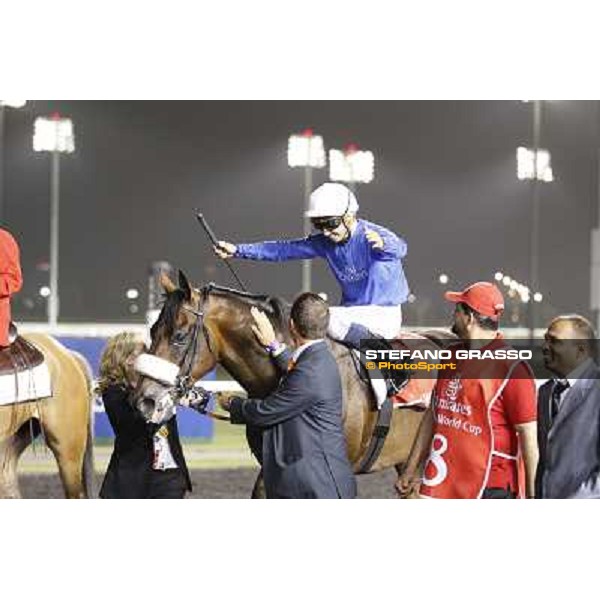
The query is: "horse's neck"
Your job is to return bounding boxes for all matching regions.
[214,328,279,399]
[221,354,279,399]
[209,295,289,399]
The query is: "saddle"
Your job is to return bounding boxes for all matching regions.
[350,332,438,410]
[342,332,439,474]
[0,330,45,375]
[0,323,52,407]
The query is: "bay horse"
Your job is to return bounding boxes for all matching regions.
[0,333,95,498]
[133,271,444,497]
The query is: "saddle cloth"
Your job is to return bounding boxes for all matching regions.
[0,337,52,406]
[391,374,435,409]
[391,332,437,409]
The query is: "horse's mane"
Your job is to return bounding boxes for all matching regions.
[206,284,290,333]
[151,284,290,339]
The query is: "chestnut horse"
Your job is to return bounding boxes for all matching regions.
[0,334,95,498]
[134,272,442,497]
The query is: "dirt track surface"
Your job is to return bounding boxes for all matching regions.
[18,468,399,499]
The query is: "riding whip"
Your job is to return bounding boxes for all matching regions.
[195,212,248,292]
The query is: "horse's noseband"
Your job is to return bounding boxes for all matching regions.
[137,294,211,402]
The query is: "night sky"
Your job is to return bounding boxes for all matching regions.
[2,100,598,326]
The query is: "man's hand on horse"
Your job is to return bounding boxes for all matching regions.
[395,474,422,499]
[179,387,213,412]
[214,241,237,259]
[365,229,384,250]
[250,307,277,347]
[216,391,238,412]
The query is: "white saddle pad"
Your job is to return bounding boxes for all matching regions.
[0,363,53,406]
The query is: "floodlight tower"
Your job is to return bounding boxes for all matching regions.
[329,143,375,193]
[516,101,553,339]
[287,129,326,292]
[33,113,75,327]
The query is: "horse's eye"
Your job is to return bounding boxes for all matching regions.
[172,331,188,345]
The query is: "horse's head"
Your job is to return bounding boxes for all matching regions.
[132,270,290,424]
[132,270,217,424]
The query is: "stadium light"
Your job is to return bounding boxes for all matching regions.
[287,129,326,292]
[33,113,75,327]
[34,115,75,153]
[518,101,553,337]
[329,143,375,186]
[0,100,27,108]
[516,146,553,182]
[497,272,537,305]
[287,129,325,168]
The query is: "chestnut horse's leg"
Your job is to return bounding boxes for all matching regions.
[0,420,38,498]
[42,410,88,499]
[47,444,86,499]
[44,434,87,499]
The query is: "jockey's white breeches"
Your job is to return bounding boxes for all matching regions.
[328,305,403,340]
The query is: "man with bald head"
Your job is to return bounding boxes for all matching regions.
[536,315,600,498]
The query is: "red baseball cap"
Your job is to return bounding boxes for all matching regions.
[445,282,505,320]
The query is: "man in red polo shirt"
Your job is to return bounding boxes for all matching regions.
[399,282,538,499]
[0,227,23,347]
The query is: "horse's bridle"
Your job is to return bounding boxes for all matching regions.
[169,285,213,398]
[172,302,205,399]
[167,286,230,421]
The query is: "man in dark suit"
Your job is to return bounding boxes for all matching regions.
[536,314,600,499]
[218,292,357,499]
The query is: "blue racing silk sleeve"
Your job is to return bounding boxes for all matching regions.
[364,222,407,262]
[235,235,326,261]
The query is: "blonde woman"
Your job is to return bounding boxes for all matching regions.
[97,332,191,499]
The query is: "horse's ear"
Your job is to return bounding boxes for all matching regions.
[160,272,177,293]
[178,270,192,301]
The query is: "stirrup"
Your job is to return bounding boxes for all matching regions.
[8,322,18,344]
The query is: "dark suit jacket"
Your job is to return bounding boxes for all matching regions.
[99,384,192,499]
[535,362,600,498]
[229,341,356,499]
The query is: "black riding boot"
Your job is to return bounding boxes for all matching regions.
[342,324,407,395]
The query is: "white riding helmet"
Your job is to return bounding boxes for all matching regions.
[305,182,359,218]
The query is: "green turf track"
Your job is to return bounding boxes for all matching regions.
[18,420,257,474]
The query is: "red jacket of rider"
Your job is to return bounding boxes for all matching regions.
[0,228,23,346]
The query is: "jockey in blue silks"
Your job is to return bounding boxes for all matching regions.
[214,182,410,405]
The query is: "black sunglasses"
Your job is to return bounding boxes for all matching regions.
[312,217,343,232]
